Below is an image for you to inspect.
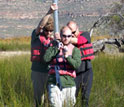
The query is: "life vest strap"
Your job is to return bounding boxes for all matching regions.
[55,65,62,90]
[80,46,93,50]
[81,53,94,58]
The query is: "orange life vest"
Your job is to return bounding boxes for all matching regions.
[49,44,76,78]
[31,34,52,62]
[79,32,94,60]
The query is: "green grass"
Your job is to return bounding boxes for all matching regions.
[90,54,124,107]
[0,54,124,107]
[0,37,30,51]
[0,36,115,51]
[0,55,33,107]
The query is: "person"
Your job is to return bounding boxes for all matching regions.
[31,4,58,107]
[43,26,81,107]
[67,21,94,107]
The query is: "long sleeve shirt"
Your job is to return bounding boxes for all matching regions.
[43,45,81,87]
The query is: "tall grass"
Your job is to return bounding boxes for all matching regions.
[90,54,124,107]
[0,55,33,107]
[0,36,113,51]
[0,37,30,51]
[0,54,124,107]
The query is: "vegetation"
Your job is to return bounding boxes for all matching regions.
[91,35,112,42]
[0,55,33,107]
[90,54,124,107]
[0,37,30,51]
[109,1,124,35]
[0,35,111,51]
[0,54,124,107]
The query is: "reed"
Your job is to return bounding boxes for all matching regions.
[0,37,30,51]
[0,54,124,107]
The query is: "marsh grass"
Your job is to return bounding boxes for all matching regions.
[0,36,113,51]
[0,37,30,51]
[0,54,124,107]
[89,54,124,107]
[0,55,33,107]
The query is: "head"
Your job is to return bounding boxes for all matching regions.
[60,26,72,45]
[67,21,79,37]
[43,16,54,38]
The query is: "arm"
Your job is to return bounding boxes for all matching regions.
[43,46,59,63]
[70,37,78,44]
[31,29,39,42]
[70,36,87,45]
[35,3,58,35]
[66,47,81,70]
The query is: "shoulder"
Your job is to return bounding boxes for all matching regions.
[73,46,80,54]
[73,46,80,51]
[39,33,48,43]
[80,31,91,42]
[80,31,90,36]
[31,29,37,36]
[72,47,81,58]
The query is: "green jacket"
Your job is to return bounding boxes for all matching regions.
[43,45,81,87]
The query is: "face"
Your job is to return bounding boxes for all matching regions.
[68,23,78,37]
[61,27,72,45]
[44,29,53,38]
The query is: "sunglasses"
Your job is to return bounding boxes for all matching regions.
[44,29,53,32]
[72,30,76,34]
[62,35,72,38]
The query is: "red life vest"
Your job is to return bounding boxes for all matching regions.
[31,34,52,62]
[78,32,94,60]
[49,44,76,78]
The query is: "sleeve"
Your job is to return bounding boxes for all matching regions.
[77,35,88,45]
[31,29,39,42]
[66,47,81,70]
[43,46,59,63]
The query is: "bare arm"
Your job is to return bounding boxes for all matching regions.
[35,3,58,35]
[70,37,78,44]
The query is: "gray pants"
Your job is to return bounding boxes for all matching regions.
[31,71,48,106]
[48,84,76,107]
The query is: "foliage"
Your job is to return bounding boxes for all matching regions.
[110,2,123,13]
[111,15,121,24]
[91,35,111,42]
[90,54,124,107]
[109,2,124,34]
[93,1,124,36]
[0,37,30,51]
[0,55,33,107]
[0,54,124,107]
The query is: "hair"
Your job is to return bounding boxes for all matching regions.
[44,16,54,31]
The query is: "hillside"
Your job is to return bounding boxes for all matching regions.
[0,0,120,38]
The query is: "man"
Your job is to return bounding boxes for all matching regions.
[67,21,94,107]
[31,4,58,107]
[43,26,81,107]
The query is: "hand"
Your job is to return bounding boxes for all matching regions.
[63,46,69,58]
[54,32,61,40]
[50,3,58,12]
